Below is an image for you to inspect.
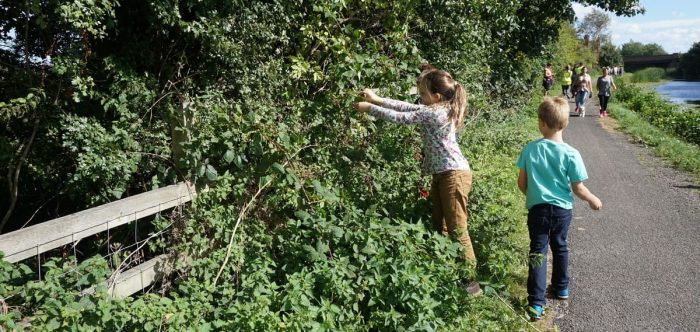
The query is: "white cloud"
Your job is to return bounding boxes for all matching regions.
[610,18,700,53]
[571,1,699,53]
[572,2,596,21]
[671,11,685,17]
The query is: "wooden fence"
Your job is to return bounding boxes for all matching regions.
[0,182,195,297]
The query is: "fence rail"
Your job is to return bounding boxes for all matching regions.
[0,182,194,263]
[0,182,195,297]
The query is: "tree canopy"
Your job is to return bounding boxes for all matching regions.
[620,41,668,57]
[679,42,700,80]
[599,42,623,67]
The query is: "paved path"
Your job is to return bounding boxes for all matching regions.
[550,97,700,331]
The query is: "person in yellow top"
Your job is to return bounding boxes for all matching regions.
[561,65,572,99]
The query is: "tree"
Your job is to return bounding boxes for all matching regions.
[577,8,611,55]
[620,41,667,57]
[644,43,667,56]
[599,42,623,67]
[679,42,700,80]
[552,22,598,71]
[576,0,644,16]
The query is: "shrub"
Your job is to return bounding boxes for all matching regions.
[615,81,700,146]
[629,67,667,83]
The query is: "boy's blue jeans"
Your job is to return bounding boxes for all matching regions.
[527,203,572,307]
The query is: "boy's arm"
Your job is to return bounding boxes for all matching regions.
[571,181,602,210]
[518,169,527,194]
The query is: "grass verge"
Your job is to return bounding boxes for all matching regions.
[607,103,700,181]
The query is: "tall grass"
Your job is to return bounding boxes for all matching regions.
[629,67,667,83]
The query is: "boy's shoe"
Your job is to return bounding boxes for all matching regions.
[603,111,609,117]
[599,112,604,118]
[527,305,543,321]
[556,288,569,299]
[581,109,585,117]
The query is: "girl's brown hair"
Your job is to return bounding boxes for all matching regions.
[418,70,468,129]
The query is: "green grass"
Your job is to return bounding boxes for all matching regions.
[608,103,700,181]
[628,67,668,83]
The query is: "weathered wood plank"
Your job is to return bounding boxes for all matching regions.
[0,182,195,263]
[108,254,176,297]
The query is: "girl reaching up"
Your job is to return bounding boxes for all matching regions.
[353,68,481,296]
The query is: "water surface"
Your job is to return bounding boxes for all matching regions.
[655,81,700,105]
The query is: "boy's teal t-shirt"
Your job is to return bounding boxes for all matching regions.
[516,138,588,210]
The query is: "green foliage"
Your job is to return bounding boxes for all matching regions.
[627,67,667,83]
[1,113,539,330]
[679,42,700,80]
[551,23,598,71]
[615,81,700,146]
[620,41,668,57]
[607,104,700,180]
[576,0,645,16]
[599,42,623,67]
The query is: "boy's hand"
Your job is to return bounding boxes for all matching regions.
[588,196,602,210]
[359,89,383,105]
[353,101,372,113]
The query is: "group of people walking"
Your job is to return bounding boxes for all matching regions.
[544,63,617,118]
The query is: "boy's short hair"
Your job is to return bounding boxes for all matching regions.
[538,97,569,130]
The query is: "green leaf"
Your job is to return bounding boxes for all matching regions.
[271,162,285,174]
[295,210,312,220]
[224,150,235,163]
[110,189,123,199]
[206,165,218,181]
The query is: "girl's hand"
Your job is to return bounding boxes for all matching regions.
[353,101,373,113]
[359,89,383,105]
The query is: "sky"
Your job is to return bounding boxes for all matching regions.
[572,0,700,53]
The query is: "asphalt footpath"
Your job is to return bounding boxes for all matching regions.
[547,96,700,331]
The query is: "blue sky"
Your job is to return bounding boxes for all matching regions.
[573,0,700,53]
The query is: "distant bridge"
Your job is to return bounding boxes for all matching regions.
[623,53,681,71]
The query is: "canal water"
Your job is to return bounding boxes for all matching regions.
[655,81,700,105]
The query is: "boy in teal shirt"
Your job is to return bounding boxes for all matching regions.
[516,97,602,320]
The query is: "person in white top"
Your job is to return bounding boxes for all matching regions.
[574,67,592,117]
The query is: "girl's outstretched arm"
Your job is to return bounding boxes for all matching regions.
[353,101,435,125]
[359,89,421,113]
[381,98,423,112]
[368,104,437,125]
